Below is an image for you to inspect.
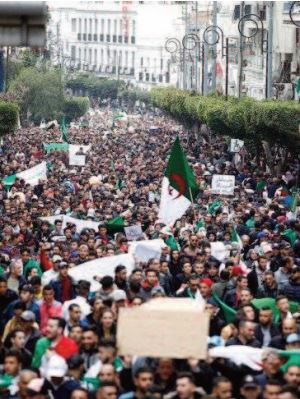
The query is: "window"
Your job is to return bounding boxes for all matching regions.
[107,49,110,63]
[84,19,87,33]
[140,57,143,67]
[113,50,117,65]
[89,49,92,63]
[107,19,111,34]
[101,48,104,64]
[132,20,136,36]
[125,51,128,67]
[119,50,122,66]
[132,52,135,68]
[71,18,76,32]
[233,5,240,20]
[78,48,81,60]
[89,19,92,33]
[84,48,87,61]
[94,49,97,64]
[245,5,251,14]
[160,58,163,70]
[101,19,104,34]
[296,28,300,44]
[114,19,117,34]
[95,19,98,34]
[78,18,82,33]
[283,2,293,12]
[71,45,76,60]
[119,19,123,35]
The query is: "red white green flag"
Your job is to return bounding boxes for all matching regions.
[159,137,199,225]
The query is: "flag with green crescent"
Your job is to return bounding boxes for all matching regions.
[158,137,199,226]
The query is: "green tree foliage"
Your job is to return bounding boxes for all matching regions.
[0,101,19,136]
[9,67,64,124]
[150,87,300,152]
[66,75,125,100]
[63,96,90,124]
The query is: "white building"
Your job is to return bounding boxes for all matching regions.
[48,1,185,88]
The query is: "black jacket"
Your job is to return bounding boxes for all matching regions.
[226,336,261,348]
[280,279,300,301]
[257,283,279,299]
[255,323,280,346]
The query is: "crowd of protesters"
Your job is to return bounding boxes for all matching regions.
[0,102,299,399]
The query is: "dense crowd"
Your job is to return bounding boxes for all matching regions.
[0,103,299,399]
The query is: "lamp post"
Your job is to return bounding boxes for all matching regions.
[238,13,269,98]
[203,25,229,99]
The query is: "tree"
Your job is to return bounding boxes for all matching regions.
[9,67,64,124]
[63,96,90,124]
[0,101,19,136]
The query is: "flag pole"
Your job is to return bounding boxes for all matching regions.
[189,187,195,220]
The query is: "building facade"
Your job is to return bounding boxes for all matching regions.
[48,1,185,88]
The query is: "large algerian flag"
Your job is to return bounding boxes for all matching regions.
[3,162,47,187]
[158,137,199,226]
[43,142,69,153]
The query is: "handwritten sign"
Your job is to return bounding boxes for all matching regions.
[211,174,235,196]
[125,225,143,241]
[230,139,244,153]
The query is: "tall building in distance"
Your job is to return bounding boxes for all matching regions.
[48,1,185,88]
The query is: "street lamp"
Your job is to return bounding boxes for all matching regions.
[202,25,229,99]
[238,13,269,98]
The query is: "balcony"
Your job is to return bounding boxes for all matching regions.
[106,34,111,42]
[118,35,122,43]
[100,34,104,42]
[77,33,81,41]
[88,33,92,41]
[131,36,135,44]
[93,34,97,41]
[83,33,87,41]
[124,36,128,44]
[113,34,117,43]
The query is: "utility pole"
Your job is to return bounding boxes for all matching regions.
[211,1,218,92]
[266,2,273,98]
[195,1,198,92]
[203,43,209,95]
[238,1,245,98]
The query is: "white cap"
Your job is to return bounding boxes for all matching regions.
[46,355,68,378]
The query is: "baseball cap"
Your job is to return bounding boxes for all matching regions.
[241,375,258,388]
[58,261,68,269]
[46,355,68,378]
[21,310,36,322]
[52,255,62,263]
[112,289,127,302]
[286,333,300,344]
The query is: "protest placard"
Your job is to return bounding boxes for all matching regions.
[210,241,230,262]
[124,225,143,241]
[230,139,244,153]
[69,144,91,166]
[211,174,235,196]
[129,239,166,262]
[117,298,209,359]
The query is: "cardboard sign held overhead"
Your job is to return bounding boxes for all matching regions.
[124,225,143,241]
[117,298,209,359]
[230,139,244,153]
[211,174,235,196]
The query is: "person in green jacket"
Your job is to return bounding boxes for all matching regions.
[21,248,43,278]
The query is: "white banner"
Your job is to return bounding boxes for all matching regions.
[230,139,244,153]
[17,162,47,186]
[69,144,90,166]
[68,253,135,292]
[129,239,166,263]
[39,215,99,233]
[211,174,235,196]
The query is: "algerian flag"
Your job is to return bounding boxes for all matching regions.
[209,346,263,371]
[290,189,299,213]
[208,198,222,215]
[105,216,125,234]
[212,293,237,323]
[231,225,243,249]
[43,142,69,153]
[158,137,199,226]
[61,116,69,143]
[3,162,47,187]
[279,350,300,372]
